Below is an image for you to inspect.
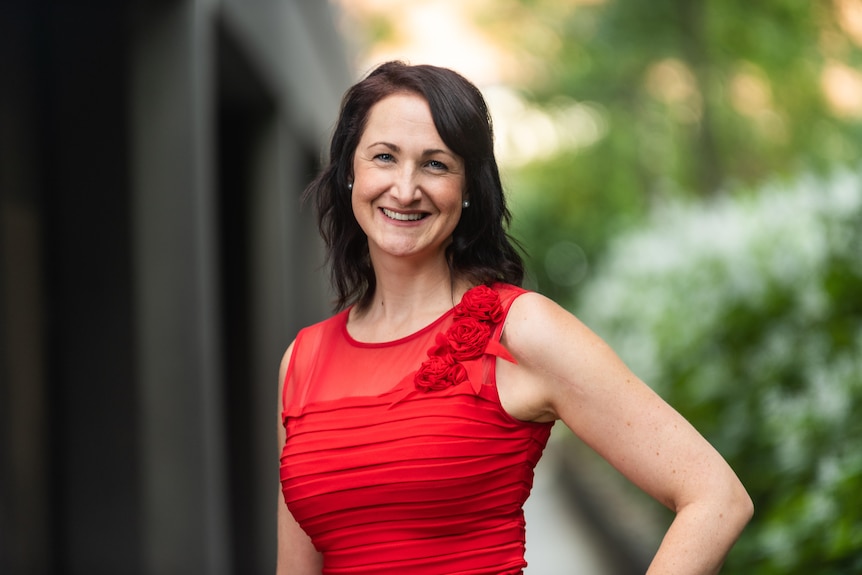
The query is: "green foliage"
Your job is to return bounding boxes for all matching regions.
[504,0,851,185]
[492,0,862,304]
[576,171,862,574]
[505,144,645,305]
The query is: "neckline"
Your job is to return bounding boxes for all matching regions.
[340,306,456,348]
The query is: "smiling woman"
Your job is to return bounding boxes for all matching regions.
[277,61,752,575]
[304,61,524,313]
[350,92,466,265]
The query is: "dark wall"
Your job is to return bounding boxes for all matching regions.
[0,1,343,573]
[2,3,141,573]
[1,2,55,572]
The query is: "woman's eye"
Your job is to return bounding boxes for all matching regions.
[375,153,393,162]
[427,160,447,170]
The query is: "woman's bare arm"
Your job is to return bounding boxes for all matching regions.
[498,293,753,574]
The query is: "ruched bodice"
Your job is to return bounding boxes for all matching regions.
[279,284,553,574]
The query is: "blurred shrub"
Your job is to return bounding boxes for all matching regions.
[576,171,862,574]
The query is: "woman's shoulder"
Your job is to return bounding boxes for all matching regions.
[489,283,572,334]
[280,309,351,404]
[285,309,350,364]
[296,308,350,338]
[501,289,599,361]
[491,284,557,318]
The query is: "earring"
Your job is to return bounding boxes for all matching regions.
[462,199,470,208]
[348,182,353,190]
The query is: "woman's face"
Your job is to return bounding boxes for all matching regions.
[351,92,466,266]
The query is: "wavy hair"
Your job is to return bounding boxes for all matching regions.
[304,61,524,311]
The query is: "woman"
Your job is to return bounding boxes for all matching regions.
[277,61,752,575]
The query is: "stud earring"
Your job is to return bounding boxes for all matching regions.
[462,199,470,208]
[348,182,353,190]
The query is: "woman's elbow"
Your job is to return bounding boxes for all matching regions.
[725,477,754,534]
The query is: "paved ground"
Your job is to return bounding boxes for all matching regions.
[523,447,619,575]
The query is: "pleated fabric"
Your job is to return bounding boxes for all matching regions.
[280,284,554,575]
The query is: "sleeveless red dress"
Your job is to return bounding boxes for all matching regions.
[280,284,554,574]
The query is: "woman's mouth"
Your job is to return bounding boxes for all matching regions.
[382,208,426,221]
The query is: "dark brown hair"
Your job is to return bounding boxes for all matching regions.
[304,61,524,311]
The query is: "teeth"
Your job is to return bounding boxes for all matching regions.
[382,208,424,221]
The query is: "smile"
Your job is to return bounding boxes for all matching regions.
[382,208,426,221]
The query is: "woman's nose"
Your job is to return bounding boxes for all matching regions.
[390,168,421,205]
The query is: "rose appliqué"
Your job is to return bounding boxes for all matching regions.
[414,285,505,393]
[414,354,468,392]
[454,284,505,324]
[446,317,491,361]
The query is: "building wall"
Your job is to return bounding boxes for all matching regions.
[0,1,350,573]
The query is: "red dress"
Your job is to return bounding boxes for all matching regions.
[280,284,554,574]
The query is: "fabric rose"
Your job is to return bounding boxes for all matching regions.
[446,317,491,361]
[426,332,452,358]
[454,284,504,324]
[415,354,468,392]
[413,285,507,394]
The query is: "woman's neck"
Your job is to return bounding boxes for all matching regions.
[348,262,472,343]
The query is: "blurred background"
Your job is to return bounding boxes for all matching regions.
[2,0,861,573]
